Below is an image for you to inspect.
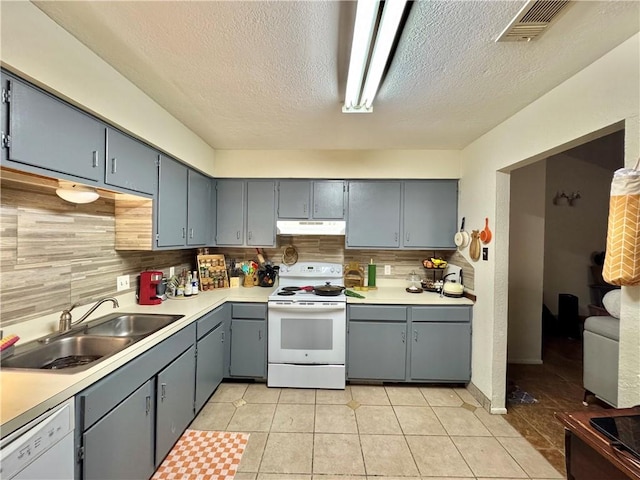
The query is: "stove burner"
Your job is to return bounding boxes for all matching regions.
[277,290,296,296]
[281,286,301,292]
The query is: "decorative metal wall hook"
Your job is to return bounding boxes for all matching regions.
[553,191,581,206]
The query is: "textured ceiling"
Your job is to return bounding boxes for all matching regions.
[34,1,639,150]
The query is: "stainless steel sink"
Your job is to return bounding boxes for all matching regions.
[1,313,184,372]
[85,313,184,338]
[1,336,134,372]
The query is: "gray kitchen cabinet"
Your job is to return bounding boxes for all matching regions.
[409,306,472,382]
[277,180,345,219]
[347,305,407,381]
[313,180,345,219]
[156,344,196,466]
[346,181,402,248]
[215,179,245,245]
[157,155,188,247]
[247,180,276,246]
[105,127,158,195]
[229,303,267,378]
[195,305,228,412]
[1,72,105,183]
[187,169,212,246]
[348,321,407,380]
[82,380,154,480]
[403,180,458,249]
[278,180,310,218]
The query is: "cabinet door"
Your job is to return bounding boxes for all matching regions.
[83,380,154,480]
[157,155,188,247]
[247,180,276,246]
[7,76,105,182]
[403,180,458,249]
[230,319,266,378]
[156,345,196,466]
[313,180,345,219]
[278,180,310,218]
[216,180,245,245]
[187,169,212,246]
[195,324,224,412]
[105,128,158,195]
[347,181,401,248]
[347,322,406,380]
[410,323,471,381]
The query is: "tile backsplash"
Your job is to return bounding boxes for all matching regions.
[0,178,193,327]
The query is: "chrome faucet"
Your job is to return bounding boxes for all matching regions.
[59,297,119,333]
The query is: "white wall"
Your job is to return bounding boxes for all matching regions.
[543,154,613,316]
[460,34,640,411]
[214,150,461,178]
[0,1,216,176]
[508,161,546,364]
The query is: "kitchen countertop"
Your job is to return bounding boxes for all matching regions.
[1,282,473,437]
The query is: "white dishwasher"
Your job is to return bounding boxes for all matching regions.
[0,398,75,480]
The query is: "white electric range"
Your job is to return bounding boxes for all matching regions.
[267,262,346,389]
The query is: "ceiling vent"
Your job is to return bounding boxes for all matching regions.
[496,0,571,42]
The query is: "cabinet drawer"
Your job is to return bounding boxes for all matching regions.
[197,305,226,340]
[348,305,406,322]
[79,324,196,430]
[410,306,471,323]
[232,303,266,319]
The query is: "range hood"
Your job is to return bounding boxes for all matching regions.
[276,220,346,236]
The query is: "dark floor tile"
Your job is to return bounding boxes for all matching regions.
[538,447,567,477]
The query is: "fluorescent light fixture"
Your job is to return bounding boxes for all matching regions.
[56,181,100,204]
[343,0,408,113]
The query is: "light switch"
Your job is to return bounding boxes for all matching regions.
[482,248,488,261]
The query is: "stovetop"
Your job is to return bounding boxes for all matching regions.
[269,286,347,302]
[269,262,345,302]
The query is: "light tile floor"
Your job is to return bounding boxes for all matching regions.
[189,382,563,480]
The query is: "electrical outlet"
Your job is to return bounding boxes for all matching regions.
[384,265,391,275]
[482,248,489,261]
[169,266,175,277]
[116,274,130,292]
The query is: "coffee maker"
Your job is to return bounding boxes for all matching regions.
[138,271,163,305]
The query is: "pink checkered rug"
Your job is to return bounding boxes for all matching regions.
[152,430,249,480]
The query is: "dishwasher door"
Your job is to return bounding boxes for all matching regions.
[0,398,75,480]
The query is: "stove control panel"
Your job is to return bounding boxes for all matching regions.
[278,262,343,278]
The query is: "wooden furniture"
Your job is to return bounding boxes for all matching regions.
[556,408,640,480]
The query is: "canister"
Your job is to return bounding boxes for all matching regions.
[368,260,376,287]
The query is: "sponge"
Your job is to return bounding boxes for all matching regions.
[0,334,20,351]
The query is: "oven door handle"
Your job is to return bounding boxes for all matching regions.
[268,303,345,313]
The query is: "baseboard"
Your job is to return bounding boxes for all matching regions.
[508,359,543,365]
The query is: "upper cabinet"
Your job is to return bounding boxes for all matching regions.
[215,179,276,247]
[156,155,211,249]
[277,180,345,219]
[402,180,458,249]
[1,71,105,183]
[105,128,158,195]
[346,181,402,248]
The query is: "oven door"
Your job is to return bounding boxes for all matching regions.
[268,301,346,364]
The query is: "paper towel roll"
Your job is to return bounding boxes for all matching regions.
[368,263,376,287]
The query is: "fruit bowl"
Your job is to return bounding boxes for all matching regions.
[422,258,447,269]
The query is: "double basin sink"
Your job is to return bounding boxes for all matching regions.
[1,313,184,373]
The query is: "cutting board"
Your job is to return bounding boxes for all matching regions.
[469,230,481,261]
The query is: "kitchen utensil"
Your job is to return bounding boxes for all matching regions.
[443,281,464,297]
[480,217,492,243]
[470,230,481,261]
[256,248,266,266]
[454,217,470,247]
[345,289,365,298]
[282,245,298,265]
[312,282,345,296]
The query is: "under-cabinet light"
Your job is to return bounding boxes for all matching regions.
[56,181,100,204]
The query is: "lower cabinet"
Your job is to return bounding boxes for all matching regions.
[229,303,267,378]
[195,322,225,412]
[155,345,196,466]
[347,304,472,383]
[82,380,155,480]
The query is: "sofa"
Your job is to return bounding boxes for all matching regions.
[583,289,620,407]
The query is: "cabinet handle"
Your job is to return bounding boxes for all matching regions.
[248,231,252,240]
[314,203,318,214]
[161,383,167,401]
[145,395,151,415]
[182,227,186,238]
[303,203,307,214]
[401,331,406,343]
[111,157,117,174]
[406,232,410,242]
[92,151,98,168]
[258,329,262,340]
[189,228,194,239]
[236,231,240,239]
[221,332,225,343]
[413,330,418,342]
[395,232,398,242]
